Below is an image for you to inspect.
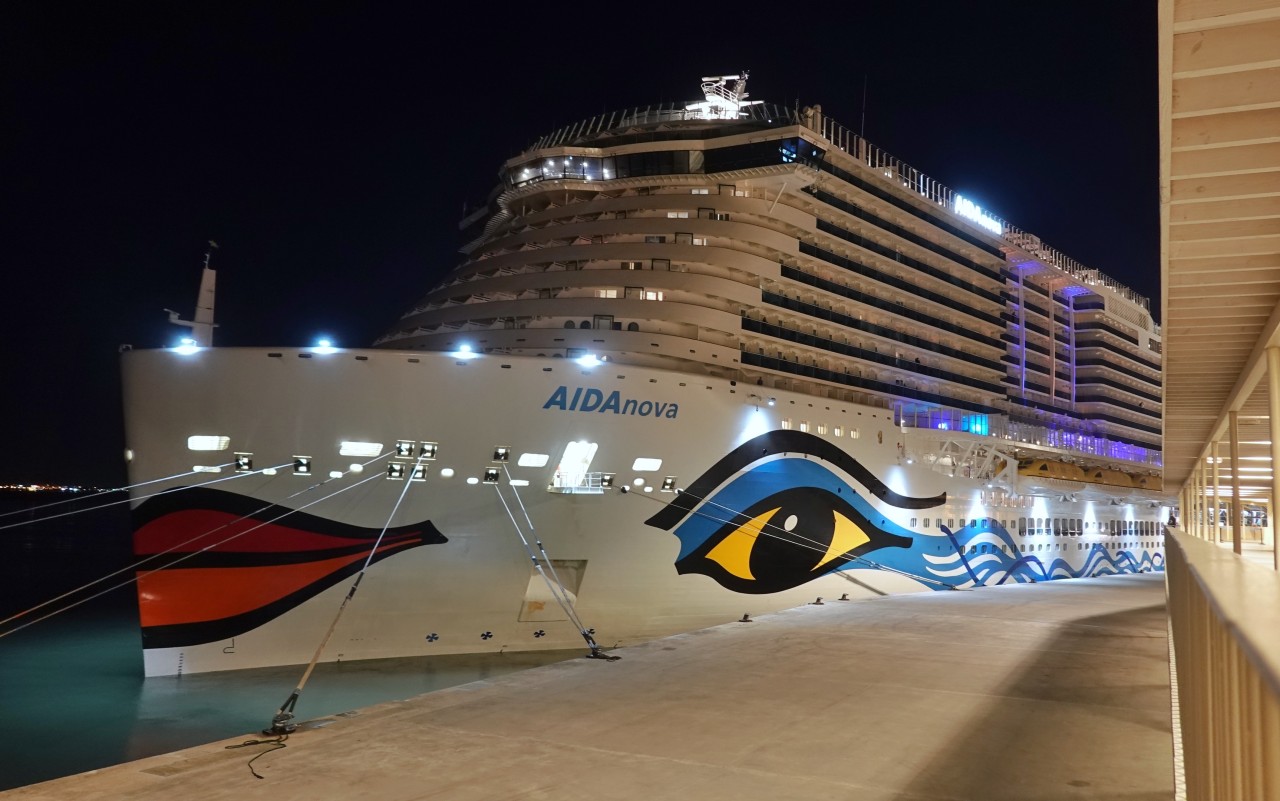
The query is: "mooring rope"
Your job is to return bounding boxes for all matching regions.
[0,456,391,637]
[265,451,427,734]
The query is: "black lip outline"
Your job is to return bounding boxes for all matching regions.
[132,486,448,648]
[645,429,945,531]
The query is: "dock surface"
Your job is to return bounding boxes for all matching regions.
[7,574,1173,800]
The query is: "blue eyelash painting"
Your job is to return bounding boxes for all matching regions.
[644,431,1164,594]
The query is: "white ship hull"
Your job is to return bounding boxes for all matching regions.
[122,347,1167,676]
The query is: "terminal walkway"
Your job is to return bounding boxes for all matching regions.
[7,574,1173,801]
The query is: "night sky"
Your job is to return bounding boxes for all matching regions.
[2,2,1158,486]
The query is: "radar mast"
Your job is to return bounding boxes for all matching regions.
[686,72,763,119]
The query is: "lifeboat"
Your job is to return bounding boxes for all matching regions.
[1016,459,1086,495]
[1086,468,1134,488]
[1133,474,1163,491]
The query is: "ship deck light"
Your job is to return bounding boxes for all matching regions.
[312,338,338,354]
[173,338,200,355]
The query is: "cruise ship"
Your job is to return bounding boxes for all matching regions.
[122,74,1169,679]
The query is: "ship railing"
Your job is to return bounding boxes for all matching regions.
[547,472,606,495]
[518,96,1149,313]
[1166,529,1280,798]
[895,405,1162,468]
[812,112,1150,313]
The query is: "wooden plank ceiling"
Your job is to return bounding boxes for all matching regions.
[1160,0,1280,499]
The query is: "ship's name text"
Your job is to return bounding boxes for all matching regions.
[543,386,678,419]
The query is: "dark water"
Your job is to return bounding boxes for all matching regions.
[0,491,576,791]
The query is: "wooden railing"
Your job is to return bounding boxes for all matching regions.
[1166,530,1280,799]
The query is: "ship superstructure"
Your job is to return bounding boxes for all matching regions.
[379,74,1161,488]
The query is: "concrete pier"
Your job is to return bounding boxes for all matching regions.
[6,573,1173,800]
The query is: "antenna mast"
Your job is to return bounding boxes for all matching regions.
[167,241,219,347]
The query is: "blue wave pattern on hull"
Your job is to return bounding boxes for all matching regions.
[901,520,1165,589]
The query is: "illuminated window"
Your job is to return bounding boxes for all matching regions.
[411,465,427,481]
[234,453,253,472]
[387,463,406,480]
[817,424,827,435]
[483,468,500,483]
[691,188,709,195]
[187,435,230,451]
[833,426,843,437]
[692,237,707,246]
[419,442,438,459]
[850,429,860,439]
[493,446,510,462]
[395,441,414,458]
[293,456,312,476]
[340,441,383,457]
[596,289,618,298]
[799,421,809,433]
[643,290,664,301]
[780,419,792,430]
[554,441,599,489]
[661,476,677,492]
[666,211,689,218]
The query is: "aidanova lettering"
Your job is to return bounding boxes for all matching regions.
[543,386,679,419]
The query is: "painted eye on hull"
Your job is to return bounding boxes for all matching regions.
[674,486,910,594]
[645,431,940,595]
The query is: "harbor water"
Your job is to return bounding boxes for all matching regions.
[0,490,575,791]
